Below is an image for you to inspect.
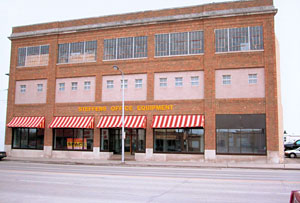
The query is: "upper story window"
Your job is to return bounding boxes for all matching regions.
[222,75,231,85]
[84,81,91,90]
[37,84,43,92]
[159,78,167,87]
[18,45,49,67]
[135,79,143,89]
[155,31,204,57]
[107,80,114,89]
[20,85,26,93]
[59,83,65,91]
[58,40,97,64]
[248,74,257,84]
[121,80,128,89]
[71,82,78,91]
[103,36,147,60]
[175,77,183,87]
[191,76,199,86]
[215,26,263,53]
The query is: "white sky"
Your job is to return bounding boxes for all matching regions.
[0,0,299,150]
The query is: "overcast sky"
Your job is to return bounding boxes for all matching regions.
[0,0,299,150]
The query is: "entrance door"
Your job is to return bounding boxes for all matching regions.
[109,129,136,155]
[125,129,137,155]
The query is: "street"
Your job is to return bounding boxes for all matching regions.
[0,161,299,203]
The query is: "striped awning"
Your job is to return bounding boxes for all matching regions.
[151,115,204,128]
[97,116,147,128]
[49,116,94,128]
[7,117,45,128]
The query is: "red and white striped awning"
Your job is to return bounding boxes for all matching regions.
[151,115,204,128]
[97,116,147,128]
[7,117,45,128]
[49,116,94,128]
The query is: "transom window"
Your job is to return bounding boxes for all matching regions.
[84,81,91,90]
[159,78,167,87]
[248,74,257,84]
[18,45,49,67]
[103,36,147,60]
[58,40,97,64]
[155,31,204,57]
[71,82,78,91]
[37,84,43,92]
[107,80,114,89]
[20,85,26,93]
[222,75,231,85]
[135,79,143,88]
[175,77,183,87]
[59,83,65,91]
[121,80,128,89]
[191,76,199,86]
[215,26,263,53]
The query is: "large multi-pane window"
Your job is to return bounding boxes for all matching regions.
[216,114,266,155]
[215,26,263,53]
[155,31,204,57]
[53,129,93,151]
[103,36,147,60]
[154,128,204,153]
[18,45,49,67]
[58,40,97,64]
[12,128,44,149]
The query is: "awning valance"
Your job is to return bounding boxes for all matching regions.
[7,117,45,128]
[49,116,94,128]
[151,115,204,128]
[97,116,146,128]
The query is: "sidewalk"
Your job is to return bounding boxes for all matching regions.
[3,156,300,170]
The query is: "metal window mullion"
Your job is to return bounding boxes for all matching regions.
[39,45,41,65]
[248,27,251,50]
[188,32,190,55]
[83,42,86,62]
[116,39,118,59]
[227,29,230,52]
[133,37,135,59]
[168,34,171,56]
[68,43,71,62]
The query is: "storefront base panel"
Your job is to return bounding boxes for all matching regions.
[5,145,44,158]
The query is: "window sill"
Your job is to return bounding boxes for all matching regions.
[215,49,264,55]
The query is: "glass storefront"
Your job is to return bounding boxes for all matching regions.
[100,128,145,154]
[12,128,44,150]
[153,128,204,153]
[53,128,93,151]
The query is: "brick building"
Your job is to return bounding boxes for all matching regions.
[5,0,283,163]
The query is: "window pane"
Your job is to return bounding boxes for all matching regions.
[54,129,73,150]
[189,31,204,54]
[248,74,257,84]
[59,83,65,91]
[117,37,133,59]
[170,32,188,55]
[58,43,69,63]
[187,129,204,152]
[166,129,183,152]
[28,128,37,149]
[159,78,167,87]
[135,79,142,88]
[85,40,97,61]
[134,36,147,58]
[250,26,263,50]
[18,47,26,66]
[71,82,78,91]
[101,129,109,151]
[175,77,183,87]
[74,129,83,150]
[228,129,240,153]
[84,81,91,90]
[137,129,145,152]
[155,34,169,56]
[27,46,40,56]
[40,45,49,55]
[13,128,21,148]
[36,129,44,149]
[107,80,114,89]
[229,27,249,52]
[104,39,116,60]
[84,129,93,150]
[20,128,28,148]
[154,129,166,152]
[191,76,199,86]
[222,75,231,85]
[215,29,228,52]
[69,42,84,63]
[216,129,228,153]
[240,129,254,153]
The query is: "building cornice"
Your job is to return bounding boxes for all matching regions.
[9,5,277,40]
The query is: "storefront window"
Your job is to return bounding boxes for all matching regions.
[53,129,93,151]
[12,128,44,150]
[154,128,204,153]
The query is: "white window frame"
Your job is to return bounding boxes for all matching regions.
[107,80,114,89]
[121,79,128,89]
[37,84,43,92]
[71,82,78,91]
[20,85,26,93]
[17,45,50,67]
[222,75,231,85]
[191,76,199,86]
[59,83,65,91]
[175,77,183,87]
[135,79,143,89]
[159,78,167,87]
[248,74,258,84]
[84,81,91,90]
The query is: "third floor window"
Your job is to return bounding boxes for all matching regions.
[18,45,49,67]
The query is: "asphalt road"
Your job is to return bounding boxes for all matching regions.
[0,161,299,203]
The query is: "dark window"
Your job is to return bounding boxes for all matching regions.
[53,129,93,151]
[12,128,44,150]
[154,128,204,153]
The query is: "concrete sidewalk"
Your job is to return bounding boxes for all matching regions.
[2,156,300,170]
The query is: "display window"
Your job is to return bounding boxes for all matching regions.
[12,128,44,150]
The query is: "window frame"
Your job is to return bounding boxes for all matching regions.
[17,45,50,67]
[84,81,91,90]
[37,84,43,92]
[159,78,168,87]
[135,79,143,89]
[20,85,26,93]
[121,79,128,89]
[59,83,65,92]
[191,76,199,87]
[175,77,183,87]
[106,80,114,89]
[222,75,231,85]
[71,82,78,91]
[12,128,44,150]
[248,74,258,84]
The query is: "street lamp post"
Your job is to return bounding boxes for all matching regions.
[113,65,125,163]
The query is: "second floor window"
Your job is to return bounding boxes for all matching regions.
[159,78,167,87]
[222,75,231,85]
[155,31,204,57]
[215,26,263,53]
[191,76,199,86]
[107,80,114,89]
[37,84,43,92]
[59,83,65,91]
[20,85,26,93]
[71,82,78,91]
[135,79,143,88]
[58,40,97,64]
[121,80,128,89]
[84,81,91,90]
[175,77,183,87]
[103,36,147,60]
[18,45,49,67]
[248,74,257,84]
